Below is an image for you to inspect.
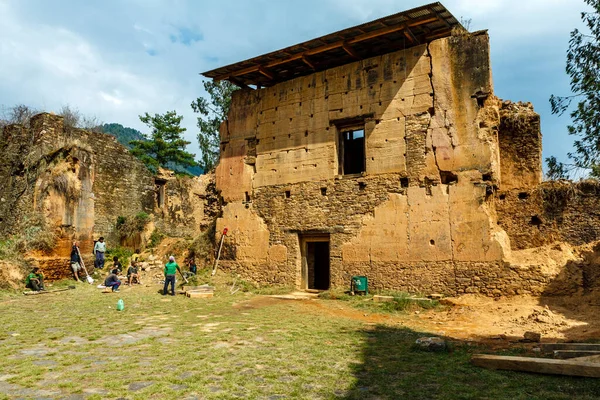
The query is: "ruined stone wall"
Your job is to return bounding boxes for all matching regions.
[496,181,600,250]
[0,113,209,280]
[498,101,542,190]
[214,31,531,295]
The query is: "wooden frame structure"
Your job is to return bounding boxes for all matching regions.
[202,2,461,88]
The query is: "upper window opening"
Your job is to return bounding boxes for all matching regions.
[338,127,365,175]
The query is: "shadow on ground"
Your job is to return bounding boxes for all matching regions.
[339,325,600,400]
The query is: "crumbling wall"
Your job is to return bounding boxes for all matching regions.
[496,181,600,250]
[214,31,527,295]
[0,113,210,281]
[498,101,542,190]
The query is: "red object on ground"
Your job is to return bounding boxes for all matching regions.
[223,228,228,236]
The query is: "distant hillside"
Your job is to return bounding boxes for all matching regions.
[100,123,203,176]
[101,123,145,148]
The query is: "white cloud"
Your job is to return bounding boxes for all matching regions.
[0,0,588,165]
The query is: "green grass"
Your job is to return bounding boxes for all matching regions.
[319,289,441,314]
[0,280,598,399]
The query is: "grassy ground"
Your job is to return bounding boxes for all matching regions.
[0,277,599,400]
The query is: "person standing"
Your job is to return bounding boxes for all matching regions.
[94,237,106,269]
[25,267,45,291]
[70,241,83,281]
[163,256,181,296]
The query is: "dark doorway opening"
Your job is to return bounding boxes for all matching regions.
[301,235,330,290]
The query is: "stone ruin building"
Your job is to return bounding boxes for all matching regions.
[2,2,600,296]
[201,2,572,296]
[0,113,218,280]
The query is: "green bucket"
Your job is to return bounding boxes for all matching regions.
[351,276,368,295]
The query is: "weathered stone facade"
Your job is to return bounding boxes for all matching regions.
[212,30,549,295]
[0,113,211,280]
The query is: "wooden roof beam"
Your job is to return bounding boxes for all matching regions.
[258,66,275,80]
[302,55,316,70]
[404,27,419,44]
[214,14,441,81]
[342,42,360,59]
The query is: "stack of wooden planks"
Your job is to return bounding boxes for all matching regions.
[181,285,214,299]
[472,343,600,378]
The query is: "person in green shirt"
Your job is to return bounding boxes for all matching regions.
[163,256,182,296]
[25,267,45,291]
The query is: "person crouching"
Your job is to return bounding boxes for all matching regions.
[104,271,121,292]
[25,267,45,291]
[127,261,141,285]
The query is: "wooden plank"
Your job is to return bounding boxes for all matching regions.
[542,343,600,352]
[554,350,600,360]
[471,354,600,378]
[187,291,214,299]
[573,355,600,363]
[23,286,75,295]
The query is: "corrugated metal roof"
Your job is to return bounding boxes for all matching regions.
[202,2,461,88]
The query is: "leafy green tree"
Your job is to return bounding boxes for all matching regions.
[191,81,238,171]
[545,156,569,180]
[130,111,197,173]
[550,0,600,171]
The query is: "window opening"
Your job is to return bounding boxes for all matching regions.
[338,127,365,175]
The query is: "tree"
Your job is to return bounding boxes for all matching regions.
[550,0,600,171]
[0,104,39,127]
[545,156,569,180]
[130,111,198,173]
[191,80,238,171]
[59,105,103,132]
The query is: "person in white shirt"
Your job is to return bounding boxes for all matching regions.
[93,237,107,269]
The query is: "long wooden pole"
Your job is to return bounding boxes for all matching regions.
[212,229,227,276]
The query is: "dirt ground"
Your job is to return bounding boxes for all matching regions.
[269,292,600,345]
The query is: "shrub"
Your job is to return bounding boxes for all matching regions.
[148,229,165,248]
[106,246,133,266]
[116,212,150,240]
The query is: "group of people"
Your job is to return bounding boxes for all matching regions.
[102,252,144,292]
[25,238,198,294]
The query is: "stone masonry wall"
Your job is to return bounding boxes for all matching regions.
[496,181,600,250]
[498,101,542,190]
[212,31,543,296]
[0,113,208,280]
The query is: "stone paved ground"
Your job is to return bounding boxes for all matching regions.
[1,282,600,399]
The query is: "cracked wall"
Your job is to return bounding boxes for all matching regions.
[215,31,540,295]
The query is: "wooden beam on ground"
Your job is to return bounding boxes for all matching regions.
[574,355,600,363]
[542,343,600,352]
[471,354,600,378]
[554,350,600,359]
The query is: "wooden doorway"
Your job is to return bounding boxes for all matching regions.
[300,235,330,290]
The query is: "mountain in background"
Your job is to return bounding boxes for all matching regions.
[100,123,203,176]
[101,123,145,147]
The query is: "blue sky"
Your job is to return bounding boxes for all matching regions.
[0,0,587,169]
